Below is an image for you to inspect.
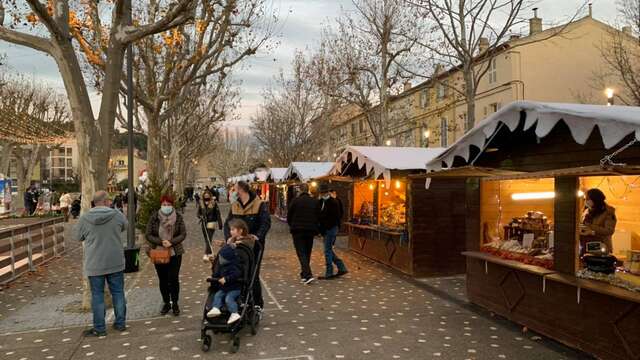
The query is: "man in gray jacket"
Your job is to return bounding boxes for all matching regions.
[75,190,128,337]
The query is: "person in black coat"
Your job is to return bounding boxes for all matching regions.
[223,181,271,309]
[198,190,223,259]
[287,183,319,284]
[318,184,348,279]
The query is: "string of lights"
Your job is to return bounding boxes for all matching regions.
[0,107,70,144]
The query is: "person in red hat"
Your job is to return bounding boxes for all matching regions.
[145,194,187,316]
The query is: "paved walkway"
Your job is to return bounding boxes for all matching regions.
[0,203,590,359]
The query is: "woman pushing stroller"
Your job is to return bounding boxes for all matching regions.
[198,190,223,262]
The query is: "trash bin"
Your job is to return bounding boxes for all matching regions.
[124,246,140,273]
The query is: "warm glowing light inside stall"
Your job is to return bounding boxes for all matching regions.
[511,191,556,201]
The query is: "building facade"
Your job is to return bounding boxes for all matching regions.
[324,12,629,154]
[109,148,147,189]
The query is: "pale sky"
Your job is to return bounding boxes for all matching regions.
[0,0,620,128]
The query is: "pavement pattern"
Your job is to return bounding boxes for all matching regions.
[0,203,592,359]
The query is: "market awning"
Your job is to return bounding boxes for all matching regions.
[284,162,334,182]
[254,168,270,182]
[410,166,525,179]
[426,101,640,172]
[268,168,288,183]
[331,146,445,186]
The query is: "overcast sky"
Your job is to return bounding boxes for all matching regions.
[0,0,619,128]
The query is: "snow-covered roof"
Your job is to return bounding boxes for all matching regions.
[332,146,445,186]
[426,101,640,172]
[284,162,334,182]
[268,168,288,182]
[254,168,270,182]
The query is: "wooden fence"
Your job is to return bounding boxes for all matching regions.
[0,217,65,284]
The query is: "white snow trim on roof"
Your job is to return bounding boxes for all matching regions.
[426,101,640,172]
[269,168,288,182]
[331,146,445,187]
[284,162,334,182]
[254,168,270,182]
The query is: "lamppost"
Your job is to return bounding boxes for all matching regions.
[606,88,615,106]
[124,0,139,273]
[423,129,430,147]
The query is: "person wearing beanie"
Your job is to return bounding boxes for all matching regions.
[146,194,187,316]
[318,184,348,280]
[206,244,243,324]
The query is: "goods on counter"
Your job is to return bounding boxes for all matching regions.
[482,238,554,269]
[576,268,640,293]
[380,202,405,227]
[503,211,552,246]
[582,253,617,274]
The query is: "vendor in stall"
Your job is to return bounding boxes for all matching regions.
[579,188,617,256]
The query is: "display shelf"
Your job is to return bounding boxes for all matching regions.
[345,222,404,236]
[462,251,556,276]
[547,273,640,305]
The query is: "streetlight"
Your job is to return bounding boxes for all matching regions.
[385,140,391,146]
[606,88,614,106]
[423,130,430,138]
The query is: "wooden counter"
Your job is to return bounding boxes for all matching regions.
[463,251,640,360]
[346,222,411,274]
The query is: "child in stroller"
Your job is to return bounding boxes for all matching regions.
[201,219,261,353]
[207,244,242,324]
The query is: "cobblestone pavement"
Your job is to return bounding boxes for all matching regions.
[0,203,591,359]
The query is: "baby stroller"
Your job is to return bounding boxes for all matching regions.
[200,241,263,353]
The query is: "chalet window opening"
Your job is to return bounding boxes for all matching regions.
[480,178,555,269]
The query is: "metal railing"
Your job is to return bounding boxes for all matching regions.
[0,217,65,284]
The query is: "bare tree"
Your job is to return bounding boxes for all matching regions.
[0,77,70,209]
[591,0,640,105]
[210,127,257,184]
[0,0,197,211]
[405,0,584,129]
[317,0,418,145]
[119,0,276,179]
[163,77,238,193]
[252,52,326,166]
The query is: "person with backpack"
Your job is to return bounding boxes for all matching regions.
[287,183,319,284]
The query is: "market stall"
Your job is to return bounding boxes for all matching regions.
[266,168,287,217]
[252,168,270,201]
[331,146,471,276]
[283,161,333,196]
[426,101,640,360]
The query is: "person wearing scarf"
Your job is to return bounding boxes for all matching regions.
[146,194,187,316]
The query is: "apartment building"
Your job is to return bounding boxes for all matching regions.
[325,10,630,154]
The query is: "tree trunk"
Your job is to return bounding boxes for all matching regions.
[463,64,476,131]
[147,110,163,180]
[0,141,12,177]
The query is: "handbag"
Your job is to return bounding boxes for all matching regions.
[149,247,171,264]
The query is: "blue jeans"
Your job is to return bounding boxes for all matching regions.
[324,226,347,277]
[211,289,241,314]
[88,271,126,332]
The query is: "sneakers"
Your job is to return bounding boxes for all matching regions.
[160,303,171,315]
[83,328,107,337]
[336,270,349,277]
[207,307,221,318]
[202,254,210,263]
[303,277,315,285]
[227,312,241,324]
[172,303,181,316]
[112,324,127,332]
